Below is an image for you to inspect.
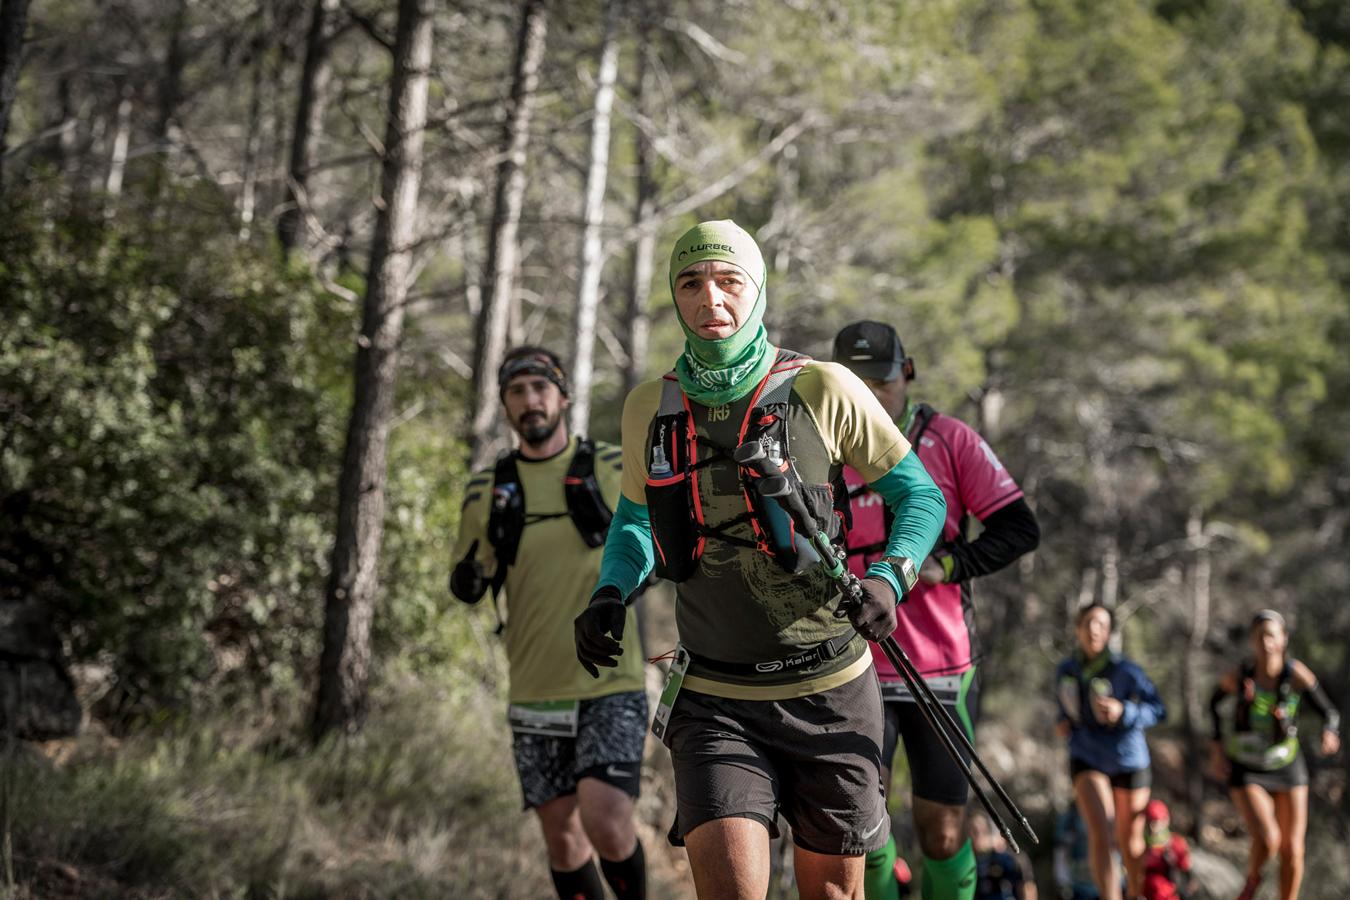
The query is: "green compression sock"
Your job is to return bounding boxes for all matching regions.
[863,834,901,900]
[920,838,976,900]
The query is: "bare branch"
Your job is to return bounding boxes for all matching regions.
[340,0,395,53]
[616,113,818,247]
[660,16,748,66]
[596,319,631,368]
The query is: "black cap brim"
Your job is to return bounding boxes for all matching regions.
[841,359,903,382]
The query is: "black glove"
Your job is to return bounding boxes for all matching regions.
[848,576,897,642]
[574,585,627,678]
[449,540,488,604]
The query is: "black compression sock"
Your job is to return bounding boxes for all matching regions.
[550,859,605,900]
[599,840,646,900]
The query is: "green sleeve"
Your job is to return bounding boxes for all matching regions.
[594,495,655,602]
[862,451,946,599]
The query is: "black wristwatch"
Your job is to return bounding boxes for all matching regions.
[878,555,919,598]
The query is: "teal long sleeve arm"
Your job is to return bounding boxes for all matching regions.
[862,450,947,599]
[594,495,656,603]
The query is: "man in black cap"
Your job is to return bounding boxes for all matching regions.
[834,321,1041,900]
[450,346,648,900]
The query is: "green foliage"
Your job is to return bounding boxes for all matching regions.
[0,183,350,718]
[375,368,488,676]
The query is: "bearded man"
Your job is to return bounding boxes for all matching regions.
[452,346,647,900]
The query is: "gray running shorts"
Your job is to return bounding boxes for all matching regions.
[511,690,647,809]
[662,669,889,856]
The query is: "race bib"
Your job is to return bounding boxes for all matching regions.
[880,674,963,704]
[651,646,691,742]
[507,700,580,737]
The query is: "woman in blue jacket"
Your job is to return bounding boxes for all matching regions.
[1055,604,1166,900]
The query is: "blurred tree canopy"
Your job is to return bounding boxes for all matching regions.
[0,0,1345,807]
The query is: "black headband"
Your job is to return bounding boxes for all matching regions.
[498,351,570,397]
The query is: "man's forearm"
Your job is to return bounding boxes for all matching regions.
[593,495,655,601]
[864,451,946,597]
[946,497,1039,581]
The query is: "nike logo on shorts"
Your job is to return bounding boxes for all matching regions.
[861,813,888,841]
[605,764,633,779]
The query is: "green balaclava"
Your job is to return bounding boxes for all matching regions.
[668,219,774,406]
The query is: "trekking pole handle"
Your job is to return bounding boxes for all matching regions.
[757,474,861,614]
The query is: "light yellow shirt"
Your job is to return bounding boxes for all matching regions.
[454,437,645,703]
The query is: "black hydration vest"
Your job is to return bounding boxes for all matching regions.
[485,439,613,595]
[643,349,849,583]
[1234,659,1296,739]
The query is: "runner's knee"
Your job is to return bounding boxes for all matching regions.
[583,812,636,860]
[913,806,965,859]
[917,828,964,860]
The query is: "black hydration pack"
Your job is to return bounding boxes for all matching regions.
[643,349,849,583]
[485,439,613,595]
[1234,659,1296,740]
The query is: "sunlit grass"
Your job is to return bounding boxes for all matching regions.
[7,672,552,898]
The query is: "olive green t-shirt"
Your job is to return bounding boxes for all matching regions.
[620,359,911,699]
[454,437,645,703]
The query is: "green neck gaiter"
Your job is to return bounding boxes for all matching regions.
[668,220,774,406]
[899,398,918,433]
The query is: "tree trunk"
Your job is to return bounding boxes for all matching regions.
[0,0,32,193]
[469,0,550,470]
[313,0,435,742]
[621,13,656,399]
[278,0,339,255]
[238,25,267,240]
[41,73,79,177]
[568,0,620,435]
[623,215,655,397]
[105,88,133,199]
[460,202,483,317]
[1181,507,1211,842]
[766,143,798,275]
[1099,536,1119,609]
[150,0,190,195]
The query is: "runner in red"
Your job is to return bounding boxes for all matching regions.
[1139,800,1193,900]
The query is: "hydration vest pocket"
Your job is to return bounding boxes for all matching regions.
[646,472,703,582]
[800,482,842,542]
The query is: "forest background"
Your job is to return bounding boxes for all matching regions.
[1,0,1347,897]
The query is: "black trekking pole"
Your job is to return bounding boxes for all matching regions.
[733,442,1039,853]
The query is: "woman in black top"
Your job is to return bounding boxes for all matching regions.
[1209,610,1340,900]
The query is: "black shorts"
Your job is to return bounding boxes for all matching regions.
[1227,754,1309,792]
[1069,757,1152,790]
[511,690,647,809]
[880,669,980,806]
[662,670,889,856]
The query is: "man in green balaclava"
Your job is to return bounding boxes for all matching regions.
[575,219,948,898]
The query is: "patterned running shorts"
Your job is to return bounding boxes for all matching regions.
[512,690,648,809]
